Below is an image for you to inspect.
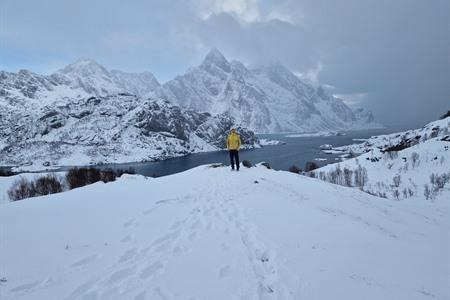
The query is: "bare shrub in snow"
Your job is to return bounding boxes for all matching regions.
[66,167,98,189]
[305,161,319,172]
[7,177,35,201]
[343,168,353,187]
[66,167,134,189]
[307,171,316,178]
[392,189,400,200]
[387,151,398,160]
[318,171,326,181]
[430,173,446,191]
[393,174,401,188]
[0,169,15,177]
[34,175,63,196]
[424,184,432,200]
[288,165,301,174]
[8,175,65,201]
[327,169,338,184]
[354,166,368,189]
[411,152,420,168]
[402,188,410,199]
[335,165,344,185]
[379,192,388,198]
[100,169,117,183]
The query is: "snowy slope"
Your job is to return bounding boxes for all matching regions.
[0,165,448,300]
[154,49,381,133]
[315,116,450,200]
[332,116,450,155]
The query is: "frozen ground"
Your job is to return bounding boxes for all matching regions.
[1,165,448,300]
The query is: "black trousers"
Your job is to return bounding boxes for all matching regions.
[229,150,240,170]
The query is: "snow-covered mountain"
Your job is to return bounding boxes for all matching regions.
[0,59,261,170]
[0,58,159,104]
[1,164,448,299]
[315,115,450,200]
[0,93,259,170]
[154,48,381,133]
[49,59,160,98]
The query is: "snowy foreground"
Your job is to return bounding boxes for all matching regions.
[1,165,449,300]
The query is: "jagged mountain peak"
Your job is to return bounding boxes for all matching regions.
[57,58,110,76]
[201,48,230,72]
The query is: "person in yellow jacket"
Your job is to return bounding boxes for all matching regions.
[226,128,241,171]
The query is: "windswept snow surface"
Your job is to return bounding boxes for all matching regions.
[1,165,448,300]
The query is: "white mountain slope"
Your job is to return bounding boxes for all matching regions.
[315,116,450,200]
[0,165,448,299]
[0,94,259,170]
[0,60,260,170]
[0,59,160,104]
[154,49,381,133]
[49,58,160,98]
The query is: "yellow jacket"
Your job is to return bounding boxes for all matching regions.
[227,132,241,150]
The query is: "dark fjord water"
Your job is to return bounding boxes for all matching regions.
[108,129,390,177]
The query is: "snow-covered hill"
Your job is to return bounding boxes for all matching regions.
[154,49,381,133]
[315,116,450,200]
[0,95,259,170]
[1,164,448,299]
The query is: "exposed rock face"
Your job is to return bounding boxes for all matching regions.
[0,94,259,168]
[154,49,381,133]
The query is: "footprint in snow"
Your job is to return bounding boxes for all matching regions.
[10,281,41,293]
[219,265,231,279]
[143,208,154,215]
[108,266,136,284]
[71,254,98,267]
[139,261,164,279]
[123,219,135,228]
[119,248,138,263]
[120,234,133,243]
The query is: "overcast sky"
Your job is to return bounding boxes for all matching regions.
[1,0,449,128]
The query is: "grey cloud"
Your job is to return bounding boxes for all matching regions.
[1,0,449,127]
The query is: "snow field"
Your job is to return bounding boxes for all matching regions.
[1,165,448,299]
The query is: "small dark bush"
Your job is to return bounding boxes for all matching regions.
[66,167,136,189]
[307,171,316,178]
[0,169,15,177]
[242,160,252,168]
[100,169,116,183]
[34,175,63,196]
[7,177,35,201]
[66,168,90,189]
[305,161,319,172]
[393,174,401,188]
[343,168,353,187]
[288,165,301,174]
[260,162,271,169]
